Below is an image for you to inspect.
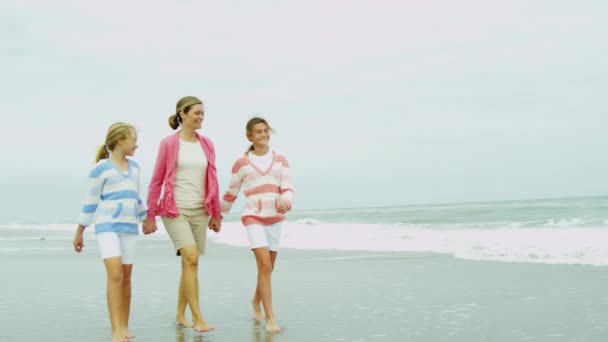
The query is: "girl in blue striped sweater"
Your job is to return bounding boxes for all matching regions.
[73,122,146,342]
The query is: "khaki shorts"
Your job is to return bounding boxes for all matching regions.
[161,207,209,256]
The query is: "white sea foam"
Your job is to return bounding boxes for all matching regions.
[4,222,608,266]
[0,247,68,252]
[291,218,324,225]
[208,222,608,266]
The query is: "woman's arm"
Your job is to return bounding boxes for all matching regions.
[146,140,167,221]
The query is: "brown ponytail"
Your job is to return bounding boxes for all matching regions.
[168,114,180,130]
[170,96,203,130]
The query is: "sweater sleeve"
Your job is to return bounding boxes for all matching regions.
[136,171,147,222]
[202,137,222,219]
[220,159,246,214]
[279,156,294,210]
[146,140,167,220]
[77,166,105,227]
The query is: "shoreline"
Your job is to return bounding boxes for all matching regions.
[2,233,608,341]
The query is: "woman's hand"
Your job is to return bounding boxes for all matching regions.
[208,217,222,233]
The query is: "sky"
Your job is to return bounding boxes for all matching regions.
[1,0,607,222]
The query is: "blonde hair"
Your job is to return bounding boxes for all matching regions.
[245,117,274,152]
[95,122,136,163]
[168,96,203,130]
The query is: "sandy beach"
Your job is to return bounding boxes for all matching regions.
[1,228,608,342]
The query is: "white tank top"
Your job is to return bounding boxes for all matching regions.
[174,139,208,208]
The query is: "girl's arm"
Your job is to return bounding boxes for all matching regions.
[146,140,167,220]
[137,172,147,222]
[73,224,86,253]
[76,167,105,228]
[137,198,147,222]
[278,156,294,211]
[220,159,246,214]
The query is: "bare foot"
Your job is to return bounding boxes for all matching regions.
[112,332,128,342]
[193,319,215,332]
[252,299,263,321]
[176,316,194,328]
[265,319,281,333]
[126,329,136,339]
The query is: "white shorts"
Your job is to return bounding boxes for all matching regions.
[96,232,138,264]
[246,223,283,251]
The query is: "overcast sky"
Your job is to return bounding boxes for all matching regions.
[1,0,606,222]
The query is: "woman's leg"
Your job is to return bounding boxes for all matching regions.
[252,247,280,332]
[176,273,193,327]
[164,209,211,331]
[179,245,214,332]
[162,213,195,328]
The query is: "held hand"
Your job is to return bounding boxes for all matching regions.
[208,217,222,233]
[73,233,84,253]
[143,219,158,235]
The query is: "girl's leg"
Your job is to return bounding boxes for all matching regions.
[179,245,214,332]
[252,251,277,321]
[119,233,137,339]
[121,264,134,339]
[104,256,127,342]
[252,248,280,332]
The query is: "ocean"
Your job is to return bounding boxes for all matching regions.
[3,196,608,267]
[3,196,608,341]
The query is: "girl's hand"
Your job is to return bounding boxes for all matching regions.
[276,199,290,214]
[143,219,158,235]
[73,233,84,253]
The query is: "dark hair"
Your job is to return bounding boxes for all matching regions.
[245,117,274,152]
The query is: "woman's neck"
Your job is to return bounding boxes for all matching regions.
[180,127,198,142]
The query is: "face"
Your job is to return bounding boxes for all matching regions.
[181,104,204,130]
[248,122,270,148]
[118,130,138,157]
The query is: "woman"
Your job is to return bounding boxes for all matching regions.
[143,96,222,332]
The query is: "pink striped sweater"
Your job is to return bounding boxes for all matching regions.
[221,151,294,226]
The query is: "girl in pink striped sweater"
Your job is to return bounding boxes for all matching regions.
[221,117,294,333]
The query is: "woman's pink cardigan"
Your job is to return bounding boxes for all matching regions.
[146,131,221,220]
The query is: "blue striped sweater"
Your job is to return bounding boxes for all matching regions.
[77,159,147,234]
